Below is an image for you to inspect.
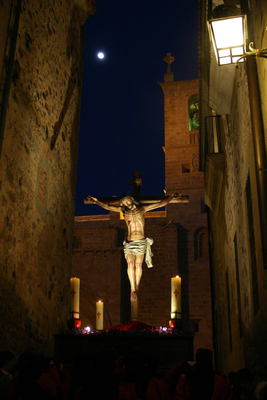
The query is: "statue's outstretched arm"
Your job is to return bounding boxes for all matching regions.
[86,196,122,213]
[143,193,179,212]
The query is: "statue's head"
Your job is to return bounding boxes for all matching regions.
[120,192,139,214]
[122,196,134,209]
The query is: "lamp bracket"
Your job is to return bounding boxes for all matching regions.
[236,42,267,65]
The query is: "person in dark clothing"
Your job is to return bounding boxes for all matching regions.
[0,351,16,400]
[174,348,234,400]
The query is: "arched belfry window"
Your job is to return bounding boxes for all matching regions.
[73,236,81,250]
[194,227,209,260]
[188,94,199,131]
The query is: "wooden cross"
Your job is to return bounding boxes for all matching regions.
[84,172,189,322]
[84,172,189,205]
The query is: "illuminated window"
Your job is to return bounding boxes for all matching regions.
[188,94,199,131]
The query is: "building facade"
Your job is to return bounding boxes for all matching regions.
[0,0,96,356]
[199,0,267,374]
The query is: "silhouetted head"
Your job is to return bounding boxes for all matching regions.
[0,351,15,372]
[195,348,213,371]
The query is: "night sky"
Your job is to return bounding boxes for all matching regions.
[75,0,199,216]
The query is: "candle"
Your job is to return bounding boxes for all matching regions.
[96,300,104,330]
[70,277,80,319]
[171,276,181,319]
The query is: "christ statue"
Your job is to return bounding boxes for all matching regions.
[86,192,179,301]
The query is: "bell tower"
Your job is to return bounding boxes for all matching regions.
[159,55,212,351]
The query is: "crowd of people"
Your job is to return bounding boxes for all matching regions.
[0,348,266,400]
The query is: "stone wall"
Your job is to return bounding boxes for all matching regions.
[204,0,267,375]
[208,63,267,374]
[0,0,95,356]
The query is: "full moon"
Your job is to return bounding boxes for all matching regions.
[97,52,104,59]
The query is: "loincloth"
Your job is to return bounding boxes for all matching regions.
[123,238,154,268]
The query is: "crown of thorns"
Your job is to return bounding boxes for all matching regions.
[119,192,132,202]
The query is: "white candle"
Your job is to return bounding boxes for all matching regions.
[171,276,181,319]
[96,300,104,330]
[70,277,80,319]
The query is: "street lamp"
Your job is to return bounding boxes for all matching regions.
[207,7,267,65]
[208,14,247,65]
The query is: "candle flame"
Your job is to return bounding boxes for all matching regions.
[98,300,101,303]
[176,275,180,278]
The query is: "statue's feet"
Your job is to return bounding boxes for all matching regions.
[131,291,137,301]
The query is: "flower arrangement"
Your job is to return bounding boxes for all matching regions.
[59,321,193,336]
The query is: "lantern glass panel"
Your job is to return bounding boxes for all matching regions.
[211,17,244,49]
[218,49,230,57]
[232,56,244,63]
[232,46,244,56]
[219,56,231,65]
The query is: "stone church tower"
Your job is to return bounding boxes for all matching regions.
[160,55,212,352]
[72,56,213,354]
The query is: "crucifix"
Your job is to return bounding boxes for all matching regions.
[85,172,189,321]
